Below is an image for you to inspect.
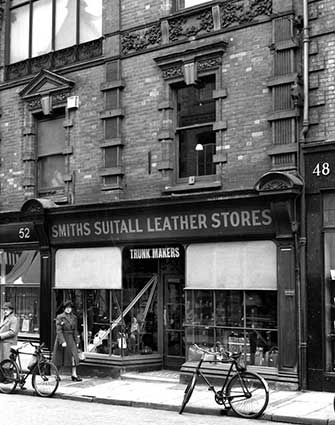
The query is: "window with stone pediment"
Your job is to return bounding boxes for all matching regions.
[9,0,102,64]
[36,112,66,195]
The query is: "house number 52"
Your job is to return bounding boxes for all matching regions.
[312,162,331,176]
[18,227,31,239]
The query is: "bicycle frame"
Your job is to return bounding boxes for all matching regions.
[9,344,45,386]
[194,355,250,405]
[9,349,33,385]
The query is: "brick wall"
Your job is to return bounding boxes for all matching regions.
[308,0,335,143]
[0,0,305,209]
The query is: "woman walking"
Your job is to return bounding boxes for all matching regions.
[52,300,82,381]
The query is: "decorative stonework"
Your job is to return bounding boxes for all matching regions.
[255,171,303,195]
[121,24,161,55]
[221,0,271,28]
[20,69,75,113]
[5,38,103,81]
[121,0,271,56]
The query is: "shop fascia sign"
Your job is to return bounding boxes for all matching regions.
[0,222,37,244]
[50,203,274,243]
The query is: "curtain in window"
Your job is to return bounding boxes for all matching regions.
[10,5,29,63]
[56,0,102,50]
[32,0,52,57]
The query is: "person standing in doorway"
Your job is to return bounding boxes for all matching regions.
[52,300,82,381]
[0,301,19,362]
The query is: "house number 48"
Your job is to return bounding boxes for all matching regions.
[313,162,331,176]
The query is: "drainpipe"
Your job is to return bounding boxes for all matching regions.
[298,0,310,390]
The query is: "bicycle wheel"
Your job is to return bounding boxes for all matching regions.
[179,373,197,414]
[0,359,19,394]
[226,371,269,419]
[32,360,60,397]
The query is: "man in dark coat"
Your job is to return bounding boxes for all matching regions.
[52,300,82,381]
[0,301,19,362]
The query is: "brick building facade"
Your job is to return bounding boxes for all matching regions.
[0,0,332,391]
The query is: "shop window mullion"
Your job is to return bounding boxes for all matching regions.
[28,0,33,59]
[82,290,88,352]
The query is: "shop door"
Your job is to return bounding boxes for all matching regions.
[163,274,185,369]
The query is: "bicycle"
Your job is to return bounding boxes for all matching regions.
[0,341,60,397]
[179,343,269,418]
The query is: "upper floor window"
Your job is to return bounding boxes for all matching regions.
[9,0,102,64]
[175,75,216,179]
[175,0,211,10]
[37,113,65,194]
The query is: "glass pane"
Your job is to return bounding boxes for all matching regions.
[324,232,335,371]
[37,116,66,156]
[179,126,215,178]
[185,0,209,7]
[5,286,40,334]
[245,291,277,329]
[177,75,215,127]
[123,275,158,355]
[32,0,52,57]
[185,289,278,368]
[192,290,213,325]
[38,155,65,189]
[54,289,84,347]
[80,0,102,44]
[216,291,243,328]
[2,250,40,336]
[86,289,114,355]
[55,0,76,50]
[10,5,29,63]
[11,0,28,6]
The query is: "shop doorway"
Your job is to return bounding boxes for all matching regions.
[163,274,185,369]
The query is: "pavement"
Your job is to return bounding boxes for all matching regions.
[7,369,335,424]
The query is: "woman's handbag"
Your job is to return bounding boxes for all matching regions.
[78,349,86,361]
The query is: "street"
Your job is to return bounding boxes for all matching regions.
[0,394,296,425]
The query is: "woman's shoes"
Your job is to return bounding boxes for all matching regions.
[71,375,82,382]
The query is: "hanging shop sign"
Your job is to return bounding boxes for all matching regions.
[49,201,275,244]
[0,222,38,244]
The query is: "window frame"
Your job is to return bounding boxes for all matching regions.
[36,112,66,195]
[1,249,41,340]
[173,72,217,184]
[173,0,213,12]
[7,0,102,65]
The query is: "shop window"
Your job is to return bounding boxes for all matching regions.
[175,75,216,180]
[55,274,158,357]
[37,114,65,195]
[9,0,102,64]
[0,250,40,337]
[185,290,278,367]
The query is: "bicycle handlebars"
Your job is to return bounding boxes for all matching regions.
[192,343,242,360]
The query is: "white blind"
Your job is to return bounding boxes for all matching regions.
[186,241,277,290]
[55,247,122,289]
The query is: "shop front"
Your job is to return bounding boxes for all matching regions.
[0,199,53,347]
[46,188,300,385]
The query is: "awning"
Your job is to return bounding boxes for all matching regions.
[186,241,277,290]
[55,247,122,289]
[6,250,40,285]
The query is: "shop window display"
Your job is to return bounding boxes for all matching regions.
[55,275,158,357]
[185,290,278,367]
[1,250,40,337]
